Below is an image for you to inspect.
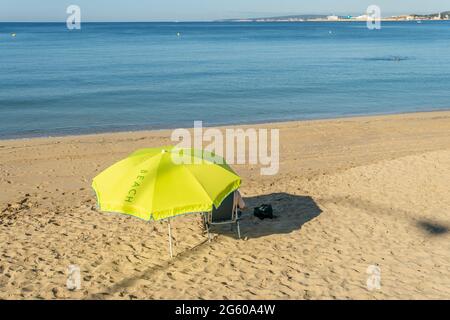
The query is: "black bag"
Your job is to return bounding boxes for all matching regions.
[254,204,273,220]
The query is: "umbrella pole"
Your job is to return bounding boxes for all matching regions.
[168,218,174,258]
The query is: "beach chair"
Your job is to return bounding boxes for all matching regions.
[203,191,241,240]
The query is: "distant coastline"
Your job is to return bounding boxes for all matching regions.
[218,11,450,22]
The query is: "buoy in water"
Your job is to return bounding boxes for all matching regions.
[11,33,16,37]
[176,32,181,37]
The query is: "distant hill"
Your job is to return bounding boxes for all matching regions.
[413,11,450,19]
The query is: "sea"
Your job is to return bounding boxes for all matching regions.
[1,21,450,139]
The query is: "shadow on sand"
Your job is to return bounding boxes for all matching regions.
[89,193,322,298]
[417,220,449,236]
[318,196,450,238]
[211,192,322,239]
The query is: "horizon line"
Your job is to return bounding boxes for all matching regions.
[1,9,448,23]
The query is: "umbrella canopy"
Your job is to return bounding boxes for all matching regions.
[92,146,241,221]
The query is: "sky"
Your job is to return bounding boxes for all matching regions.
[1,0,449,22]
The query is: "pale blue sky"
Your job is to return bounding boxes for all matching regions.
[1,0,449,22]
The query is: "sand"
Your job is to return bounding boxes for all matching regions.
[1,111,450,299]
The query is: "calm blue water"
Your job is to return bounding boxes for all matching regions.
[1,21,450,139]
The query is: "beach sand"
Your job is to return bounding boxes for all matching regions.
[1,111,450,299]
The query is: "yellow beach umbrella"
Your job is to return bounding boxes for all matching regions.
[92,146,241,256]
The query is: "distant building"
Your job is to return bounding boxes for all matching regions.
[389,15,413,21]
[327,15,339,21]
[355,15,369,20]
